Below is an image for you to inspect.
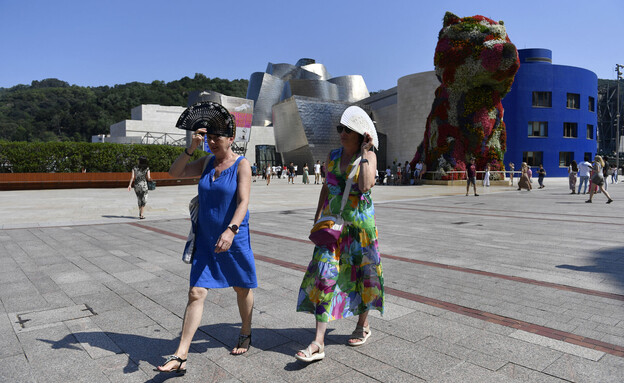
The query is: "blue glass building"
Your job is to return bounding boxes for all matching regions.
[502,49,598,177]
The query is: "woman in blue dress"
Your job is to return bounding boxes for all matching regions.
[157,102,256,374]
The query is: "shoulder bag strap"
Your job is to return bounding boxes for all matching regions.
[339,156,362,214]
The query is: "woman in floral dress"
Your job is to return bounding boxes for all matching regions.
[295,106,384,362]
[127,156,152,219]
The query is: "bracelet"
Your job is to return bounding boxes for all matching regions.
[360,159,369,164]
[184,148,194,156]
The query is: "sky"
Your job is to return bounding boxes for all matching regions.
[1,0,623,92]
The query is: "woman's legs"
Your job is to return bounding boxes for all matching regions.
[232,287,254,354]
[599,185,613,202]
[348,311,370,345]
[587,185,596,202]
[297,320,327,358]
[158,287,208,371]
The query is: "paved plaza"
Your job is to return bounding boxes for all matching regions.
[1,176,624,382]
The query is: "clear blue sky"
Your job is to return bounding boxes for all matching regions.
[1,0,623,92]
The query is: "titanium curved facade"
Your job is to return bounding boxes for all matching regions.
[299,63,330,80]
[266,63,297,78]
[246,58,370,127]
[246,72,284,127]
[328,75,370,103]
[273,96,354,167]
[502,49,598,177]
[281,79,340,101]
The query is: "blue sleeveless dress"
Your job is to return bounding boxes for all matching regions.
[190,156,257,289]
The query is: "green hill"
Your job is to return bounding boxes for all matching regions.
[0,74,248,142]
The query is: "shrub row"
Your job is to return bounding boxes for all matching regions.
[0,141,207,173]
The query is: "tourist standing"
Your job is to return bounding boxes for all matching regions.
[577,158,592,194]
[483,164,491,187]
[314,160,321,184]
[302,163,310,184]
[508,162,515,185]
[568,160,578,194]
[287,162,295,184]
[465,158,479,196]
[537,164,546,189]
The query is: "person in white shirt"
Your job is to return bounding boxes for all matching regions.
[577,159,592,194]
[414,161,424,180]
[314,160,321,184]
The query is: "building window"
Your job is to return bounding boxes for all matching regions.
[528,121,548,137]
[587,124,594,139]
[523,151,543,167]
[566,93,580,109]
[532,91,552,107]
[588,96,595,112]
[559,152,574,167]
[564,122,578,138]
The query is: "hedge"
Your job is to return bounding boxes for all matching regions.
[0,141,207,173]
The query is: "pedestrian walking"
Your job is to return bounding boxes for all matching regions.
[517,162,532,191]
[157,101,257,374]
[127,156,153,219]
[265,163,272,185]
[586,155,613,204]
[296,106,384,363]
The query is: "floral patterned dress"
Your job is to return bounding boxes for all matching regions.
[297,148,384,322]
[132,166,149,207]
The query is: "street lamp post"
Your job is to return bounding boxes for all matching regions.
[616,65,623,176]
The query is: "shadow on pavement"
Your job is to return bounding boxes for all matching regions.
[556,245,624,292]
[35,322,337,377]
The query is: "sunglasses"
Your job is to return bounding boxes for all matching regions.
[336,125,356,134]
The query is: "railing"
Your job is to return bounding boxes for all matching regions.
[0,172,202,191]
[140,133,186,146]
[422,170,520,180]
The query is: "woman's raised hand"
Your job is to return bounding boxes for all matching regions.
[361,133,373,151]
[191,128,206,150]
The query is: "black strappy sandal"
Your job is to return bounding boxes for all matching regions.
[155,355,187,375]
[232,333,251,355]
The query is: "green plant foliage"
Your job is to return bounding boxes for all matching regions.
[0,74,249,142]
[0,141,208,173]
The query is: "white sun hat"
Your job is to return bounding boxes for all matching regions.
[340,106,379,149]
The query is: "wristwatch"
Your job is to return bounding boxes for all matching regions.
[228,224,239,234]
[360,159,369,164]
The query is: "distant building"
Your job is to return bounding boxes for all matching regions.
[247,58,372,170]
[94,104,186,145]
[502,49,598,176]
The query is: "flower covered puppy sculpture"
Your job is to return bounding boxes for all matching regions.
[412,12,520,179]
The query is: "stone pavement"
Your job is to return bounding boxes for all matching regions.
[1,176,624,382]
